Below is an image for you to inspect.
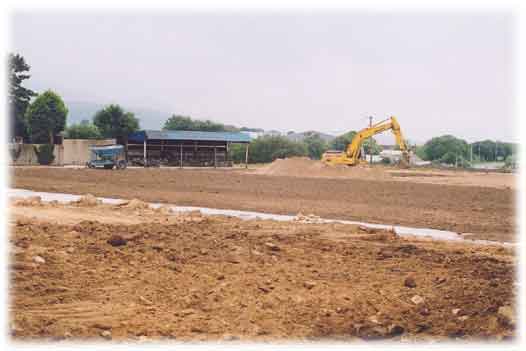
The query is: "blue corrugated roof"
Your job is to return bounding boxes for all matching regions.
[128,130,251,143]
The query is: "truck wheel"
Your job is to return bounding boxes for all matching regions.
[117,160,127,170]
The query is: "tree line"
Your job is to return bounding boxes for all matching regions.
[416,135,517,166]
[9,52,517,166]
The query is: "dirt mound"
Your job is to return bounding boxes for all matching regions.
[294,212,324,224]
[75,194,101,207]
[255,157,388,179]
[121,199,150,210]
[11,196,42,207]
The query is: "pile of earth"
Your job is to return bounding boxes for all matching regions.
[255,157,389,179]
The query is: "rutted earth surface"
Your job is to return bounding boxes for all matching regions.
[11,165,516,241]
[9,198,516,342]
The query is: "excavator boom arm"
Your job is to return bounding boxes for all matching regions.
[345,116,408,162]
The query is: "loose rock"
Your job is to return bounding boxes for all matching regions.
[264,242,280,251]
[107,235,127,247]
[100,330,112,339]
[411,295,424,305]
[498,305,515,327]
[303,281,316,289]
[33,255,46,264]
[404,276,417,288]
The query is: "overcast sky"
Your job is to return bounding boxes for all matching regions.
[10,11,515,142]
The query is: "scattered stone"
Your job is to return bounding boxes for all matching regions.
[33,255,46,264]
[294,213,324,224]
[303,281,316,290]
[64,331,72,338]
[358,225,377,234]
[66,247,75,254]
[404,276,417,288]
[222,333,240,341]
[75,194,100,207]
[100,330,112,339]
[411,295,424,305]
[368,315,380,324]
[419,307,430,316]
[498,305,515,327]
[258,286,271,293]
[107,235,127,247]
[452,308,461,315]
[458,315,469,322]
[179,308,196,316]
[92,322,112,330]
[120,198,150,210]
[139,296,153,305]
[264,242,280,251]
[388,324,405,336]
[13,196,42,207]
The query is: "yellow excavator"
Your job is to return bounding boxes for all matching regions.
[322,116,410,167]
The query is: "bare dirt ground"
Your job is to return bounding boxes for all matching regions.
[9,198,517,342]
[253,157,516,189]
[11,163,516,241]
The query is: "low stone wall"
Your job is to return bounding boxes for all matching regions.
[60,139,116,166]
[9,139,116,166]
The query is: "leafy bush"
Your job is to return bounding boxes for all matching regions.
[329,131,381,155]
[303,134,328,160]
[64,120,101,139]
[421,135,469,164]
[34,144,55,165]
[230,136,308,163]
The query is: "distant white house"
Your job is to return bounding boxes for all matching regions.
[378,149,431,166]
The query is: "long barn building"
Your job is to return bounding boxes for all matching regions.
[126,130,251,167]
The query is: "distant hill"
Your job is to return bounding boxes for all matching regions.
[66,101,170,130]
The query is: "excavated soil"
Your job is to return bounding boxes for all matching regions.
[11,166,516,241]
[255,157,516,189]
[8,200,517,342]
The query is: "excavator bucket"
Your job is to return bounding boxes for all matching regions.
[398,151,410,168]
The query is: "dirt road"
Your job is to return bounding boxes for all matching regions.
[9,200,516,341]
[11,167,516,241]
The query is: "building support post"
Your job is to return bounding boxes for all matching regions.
[143,140,147,167]
[214,147,217,168]
[180,144,183,168]
[245,143,249,169]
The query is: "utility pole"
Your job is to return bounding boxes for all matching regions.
[369,116,373,164]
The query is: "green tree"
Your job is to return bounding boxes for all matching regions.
[64,120,102,139]
[470,140,517,162]
[33,144,55,165]
[362,138,382,155]
[230,136,307,164]
[8,53,37,140]
[329,131,356,151]
[303,133,328,159]
[163,115,227,132]
[26,90,68,144]
[329,131,381,155]
[420,135,469,164]
[93,105,140,143]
